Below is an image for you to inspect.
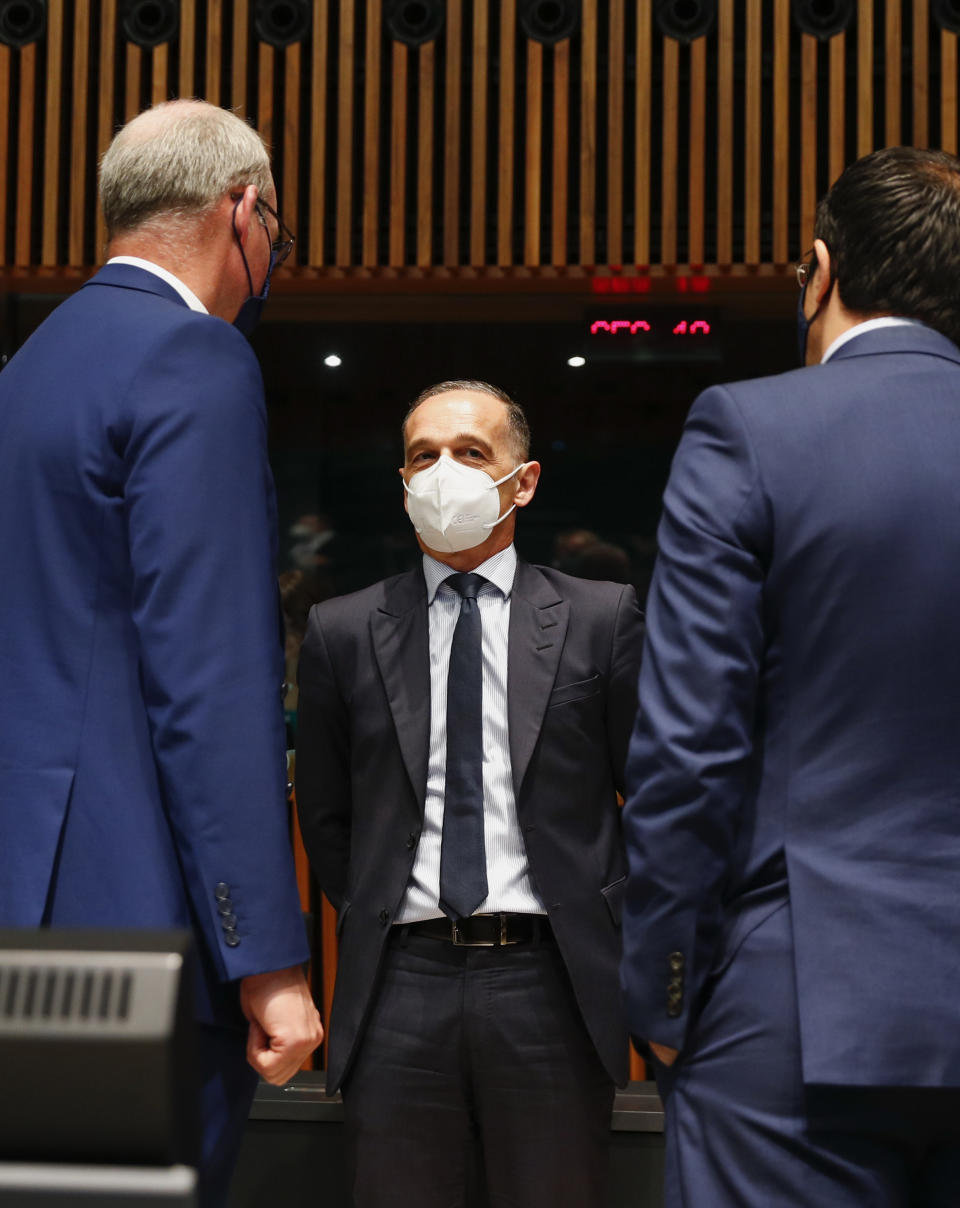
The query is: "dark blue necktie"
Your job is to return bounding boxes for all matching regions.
[439,572,488,921]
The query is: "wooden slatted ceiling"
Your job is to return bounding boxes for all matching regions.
[2,3,960,275]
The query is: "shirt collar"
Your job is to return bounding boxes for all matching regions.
[423,544,518,605]
[106,257,208,314]
[821,316,924,363]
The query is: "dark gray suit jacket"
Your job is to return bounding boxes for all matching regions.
[296,559,644,1091]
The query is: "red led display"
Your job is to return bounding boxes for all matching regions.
[589,318,712,336]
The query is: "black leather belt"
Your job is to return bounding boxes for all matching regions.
[399,913,553,947]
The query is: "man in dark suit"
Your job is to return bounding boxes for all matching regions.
[621,146,960,1206]
[296,380,643,1207]
[0,100,322,1206]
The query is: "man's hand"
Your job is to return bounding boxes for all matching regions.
[650,1042,679,1067]
[239,966,324,1085]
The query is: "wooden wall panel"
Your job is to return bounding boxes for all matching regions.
[2,3,960,279]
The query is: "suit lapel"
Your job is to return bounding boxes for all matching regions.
[507,561,568,798]
[371,571,431,809]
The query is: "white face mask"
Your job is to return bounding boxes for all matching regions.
[403,455,526,554]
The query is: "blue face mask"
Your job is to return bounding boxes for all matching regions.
[797,253,833,366]
[797,278,813,366]
[231,201,276,340]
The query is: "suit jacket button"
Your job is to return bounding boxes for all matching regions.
[378,909,390,926]
[220,914,238,929]
[215,883,230,901]
[224,933,241,948]
[667,1002,681,1018]
[217,899,234,915]
[669,951,684,972]
[406,832,418,850]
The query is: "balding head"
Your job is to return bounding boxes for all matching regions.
[99,99,272,240]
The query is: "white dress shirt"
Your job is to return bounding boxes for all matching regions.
[107,256,208,313]
[395,544,547,923]
[821,316,922,363]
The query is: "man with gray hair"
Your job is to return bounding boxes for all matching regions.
[0,99,321,1206]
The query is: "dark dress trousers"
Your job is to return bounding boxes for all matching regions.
[622,323,960,1206]
[0,265,309,1206]
[296,560,643,1202]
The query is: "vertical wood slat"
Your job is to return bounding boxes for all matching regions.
[857,0,873,155]
[179,0,196,100]
[205,0,222,103]
[319,895,339,1069]
[232,0,249,113]
[800,35,818,248]
[0,44,8,264]
[336,0,355,265]
[15,44,37,265]
[634,4,651,266]
[772,0,790,264]
[497,0,516,266]
[469,0,488,264]
[828,33,845,185]
[524,40,543,267]
[442,0,462,265]
[912,0,928,148]
[151,44,169,105]
[606,0,624,266]
[716,0,734,265]
[258,44,274,151]
[551,39,569,267]
[943,32,959,156]
[283,45,301,242]
[96,0,118,263]
[688,38,706,267]
[417,43,435,267]
[389,42,408,266]
[579,0,596,264]
[744,0,762,266]
[41,0,64,267]
[70,0,91,265]
[885,0,901,146]
[362,0,381,266]
[660,36,678,267]
[308,0,328,267]
[288,788,314,1071]
[125,43,141,120]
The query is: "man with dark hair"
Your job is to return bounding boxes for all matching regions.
[296,381,643,1207]
[0,100,321,1207]
[621,145,960,1205]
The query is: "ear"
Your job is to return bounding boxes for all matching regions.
[229,184,260,246]
[398,466,410,513]
[810,238,833,307]
[514,461,541,509]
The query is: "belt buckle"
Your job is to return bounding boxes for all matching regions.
[451,914,505,947]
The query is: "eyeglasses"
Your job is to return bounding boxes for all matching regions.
[254,197,296,267]
[795,249,815,288]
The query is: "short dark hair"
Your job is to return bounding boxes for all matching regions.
[814,146,960,347]
[402,380,531,462]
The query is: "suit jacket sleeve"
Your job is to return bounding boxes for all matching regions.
[124,318,308,982]
[621,384,769,1051]
[294,606,353,912]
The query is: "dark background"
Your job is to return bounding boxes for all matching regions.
[3,294,798,600]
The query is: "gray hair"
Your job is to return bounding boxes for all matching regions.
[99,99,272,238]
[403,380,531,461]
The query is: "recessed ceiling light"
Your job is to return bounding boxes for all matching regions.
[567,355,586,368]
[324,354,342,368]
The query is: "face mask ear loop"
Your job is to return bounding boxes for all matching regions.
[231,200,256,299]
[491,462,527,489]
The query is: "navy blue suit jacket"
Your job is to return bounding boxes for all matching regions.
[0,264,308,1025]
[623,323,960,1087]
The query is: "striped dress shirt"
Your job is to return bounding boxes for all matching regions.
[395,544,547,923]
